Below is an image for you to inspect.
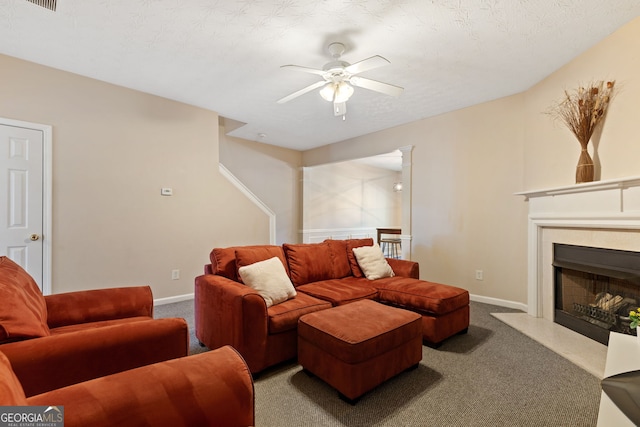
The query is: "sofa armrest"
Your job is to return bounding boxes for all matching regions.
[29,346,255,427]
[387,258,419,279]
[45,286,153,328]
[195,274,269,372]
[1,317,188,396]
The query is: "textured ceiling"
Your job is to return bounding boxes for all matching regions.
[1,1,639,151]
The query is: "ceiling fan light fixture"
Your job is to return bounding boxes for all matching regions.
[319,83,336,101]
[334,82,354,103]
[319,81,354,103]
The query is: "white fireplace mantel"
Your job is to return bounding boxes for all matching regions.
[516,176,640,318]
[516,176,640,199]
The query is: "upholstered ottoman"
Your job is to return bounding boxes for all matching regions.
[297,299,422,403]
[376,277,470,347]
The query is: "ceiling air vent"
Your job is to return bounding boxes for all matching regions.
[26,0,56,11]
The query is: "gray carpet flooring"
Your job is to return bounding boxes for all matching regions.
[155,300,602,426]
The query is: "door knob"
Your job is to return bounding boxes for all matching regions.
[30,234,40,241]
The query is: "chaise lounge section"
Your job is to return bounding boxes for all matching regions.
[195,238,469,374]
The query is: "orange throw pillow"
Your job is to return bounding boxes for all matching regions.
[345,238,374,278]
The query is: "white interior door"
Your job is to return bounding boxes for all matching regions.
[0,124,44,288]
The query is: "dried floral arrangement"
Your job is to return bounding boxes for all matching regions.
[547,80,616,183]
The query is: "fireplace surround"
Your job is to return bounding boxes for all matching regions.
[517,176,640,344]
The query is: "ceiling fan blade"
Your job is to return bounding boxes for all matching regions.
[280,64,326,76]
[350,76,404,97]
[277,80,327,104]
[345,55,390,75]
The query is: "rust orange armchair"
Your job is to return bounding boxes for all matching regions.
[0,346,255,427]
[0,256,188,396]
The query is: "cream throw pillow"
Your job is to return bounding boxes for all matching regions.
[238,257,296,307]
[352,244,395,280]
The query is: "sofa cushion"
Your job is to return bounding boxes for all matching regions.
[346,238,374,278]
[323,239,352,279]
[235,246,289,284]
[238,257,296,308]
[0,351,28,405]
[375,277,470,315]
[297,277,378,306]
[210,247,241,281]
[267,293,331,334]
[352,244,395,280]
[283,242,335,287]
[210,245,285,282]
[0,257,50,343]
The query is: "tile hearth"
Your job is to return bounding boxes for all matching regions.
[492,312,607,378]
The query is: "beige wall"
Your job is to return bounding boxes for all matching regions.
[523,16,640,188]
[0,54,270,299]
[304,95,528,304]
[303,16,640,306]
[303,161,401,231]
[218,120,302,244]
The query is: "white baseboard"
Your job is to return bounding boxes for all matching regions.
[154,293,194,306]
[470,293,527,313]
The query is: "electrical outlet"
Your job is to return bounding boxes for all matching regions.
[475,270,484,281]
[171,269,180,280]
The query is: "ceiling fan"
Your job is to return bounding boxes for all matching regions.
[277,42,404,117]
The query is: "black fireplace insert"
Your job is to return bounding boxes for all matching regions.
[553,244,640,345]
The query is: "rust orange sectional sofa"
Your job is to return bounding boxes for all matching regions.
[195,238,470,374]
